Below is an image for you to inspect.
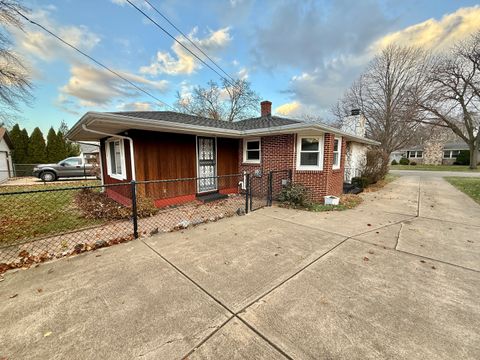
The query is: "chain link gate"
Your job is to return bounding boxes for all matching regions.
[245,169,292,212]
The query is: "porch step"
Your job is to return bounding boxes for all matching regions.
[196,192,228,203]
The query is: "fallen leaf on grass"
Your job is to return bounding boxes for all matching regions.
[363,257,369,261]
[431,266,436,270]
[367,224,372,227]
[368,250,374,254]
[9,294,18,299]
[420,260,426,263]
[44,332,52,337]
[37,288,43,293]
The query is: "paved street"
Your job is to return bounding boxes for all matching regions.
[1,174,479,359]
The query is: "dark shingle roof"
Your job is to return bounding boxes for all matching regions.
[108,111,302,131]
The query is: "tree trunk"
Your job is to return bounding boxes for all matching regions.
[469,143,478,169]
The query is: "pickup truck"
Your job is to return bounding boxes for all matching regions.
[33,157,97,182]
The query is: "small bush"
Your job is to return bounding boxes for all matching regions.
[278,183,310,207]
[351,176,370,189]
[399,157,410,165]
[361,149,389,184]
[391,159,398,165]
[410,161,417,166]
[454,150,470,165]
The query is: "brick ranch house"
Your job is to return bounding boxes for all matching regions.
[67,101,378,206]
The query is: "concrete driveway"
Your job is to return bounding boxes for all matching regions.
[1,175,479,359]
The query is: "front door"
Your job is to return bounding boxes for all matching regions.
[197,137,217,193]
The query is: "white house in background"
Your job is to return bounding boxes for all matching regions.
[341,109,369,182]
[0,127,13,183]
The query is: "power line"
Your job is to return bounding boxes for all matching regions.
[125,0,241,91]
[8,5,175,111]
[143,0,237,85]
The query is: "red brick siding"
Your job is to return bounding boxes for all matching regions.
[238,133,346,203]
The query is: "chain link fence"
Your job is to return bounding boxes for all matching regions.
[0,171,291,273]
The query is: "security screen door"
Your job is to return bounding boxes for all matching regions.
[197,137,217,193]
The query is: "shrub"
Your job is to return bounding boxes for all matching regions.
[361,149,389,184]
[75,188,159,220]
[278,183,310,207]
[399,157,410,165]
[454,150,470,165]
[410,161,417,166]
[351,176,370,188]
[391,159,398,165]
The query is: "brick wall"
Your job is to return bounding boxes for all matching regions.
[238,133,346,203]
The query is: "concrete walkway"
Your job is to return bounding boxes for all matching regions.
[1,175,479,359]
[390,169,480,177]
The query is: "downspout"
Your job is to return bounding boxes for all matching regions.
[81,124,136,181]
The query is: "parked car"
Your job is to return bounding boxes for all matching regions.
[33,157,97,182]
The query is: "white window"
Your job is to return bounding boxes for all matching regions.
[333,137,342,169]
[408,150,423,158]
[444,150,461,159]
[105,138,126,180]
[296,135,324,170]
[243,138,261,163]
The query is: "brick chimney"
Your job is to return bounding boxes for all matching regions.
[261,101,272,117]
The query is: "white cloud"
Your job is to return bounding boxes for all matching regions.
[275,101,301,116]
[140,27,232,76]
[277,5,480,117]
[59,64,169,108]
[374,6,480,52]
[12,8,100,62]
[117,101,154,111]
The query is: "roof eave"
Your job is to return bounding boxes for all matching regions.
[67,112,380,146]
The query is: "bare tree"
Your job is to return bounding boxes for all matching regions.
[175,78,260,122]
[414,31,480,169]
[333,45,429,155]
[0,1,33,125]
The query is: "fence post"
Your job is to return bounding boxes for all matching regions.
[131,180,139,239]
[267,171,273,206]
[245,173,250,214]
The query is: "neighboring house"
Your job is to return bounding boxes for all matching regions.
[391,141,477,165]
[77,141,100,164]
[67,101,378,207]
[0,127,13,183]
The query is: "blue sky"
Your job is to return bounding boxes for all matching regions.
[10,0,480,133]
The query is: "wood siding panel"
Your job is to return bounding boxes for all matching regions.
[131,130,196,199]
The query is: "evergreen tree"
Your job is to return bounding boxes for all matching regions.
[20,129,29,162]
[27,127,47,163]
[8,124,28,163]
[56,129,68,160]
[59,120,80,157]
[46,127,64,162]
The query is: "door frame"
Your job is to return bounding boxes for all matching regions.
[195,136,218,194]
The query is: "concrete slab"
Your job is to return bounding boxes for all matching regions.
[397,217,480,271]
[241,240,480,360]
[0,240,230,360]
[419,177,480,226]
[353,222,402,249]
[259,206,413,238]
[391,169,480,178]
[144,214,346,312]
[360,176,419,216]
[189,318,287,359]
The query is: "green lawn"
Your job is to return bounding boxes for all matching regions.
[391,164,480,172]
[445,177,480,204]
[0,181,103,246]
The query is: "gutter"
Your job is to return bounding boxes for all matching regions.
[81,123,136,181]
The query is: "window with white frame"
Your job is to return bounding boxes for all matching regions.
[243,138,261,163]
[333,137,342,169]
[443,150,461,159]
[408,150,423,158]
[296,135,324,170]
[105,139,126,179]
